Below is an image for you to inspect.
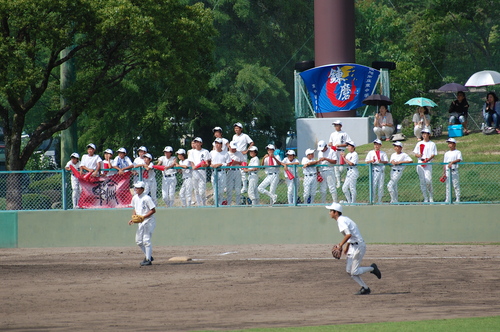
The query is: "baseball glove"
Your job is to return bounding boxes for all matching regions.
[331,245,342,259]
[131,214,145,223]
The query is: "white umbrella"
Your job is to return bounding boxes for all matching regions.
[465,70,500,87]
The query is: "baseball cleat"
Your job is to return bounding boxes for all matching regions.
[140,260,152,266]
[354,287,371,295]
[370,263,382,279]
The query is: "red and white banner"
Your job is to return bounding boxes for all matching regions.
[70,166,133,208]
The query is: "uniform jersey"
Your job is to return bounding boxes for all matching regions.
[178,159,192,178]
[212,137,229,152]
[318,148,337,171]
[328,130,351,150]
[65,160,80,178]
[80,154,102,170]
[133,156,146,166]
[365,150,388,169]
[158,156,177,175]
[344,151,358,166]
[413,141,437,163]
[390,152,413,171]
[263,155,281,173]
[443,150,462,170]
[210,150,231,165]
[337,215,364,244]
[113,156,132,170]
[231,133,253,152]
[228,150,245,164]
[301,157,317,176]
[131,192,156,222]
[188,148,211,166]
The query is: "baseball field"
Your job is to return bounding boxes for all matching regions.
[1,244,499,331]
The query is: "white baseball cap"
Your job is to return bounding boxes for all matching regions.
[286,150,296,155]
[233,122,243,128]
[248,146,258,152]
[229,141,238,149]
[70,152,80,159]
[392,141,403,147]
[104,149,113,155]
[332,120,342,126]
[138,146,148,152]
[266,144,275,150]
[325,202,343,213]
[421,128,431,134]
[346,140,356,147]
[212,126,223,132]
[193,137,203,143]
[373,139,382,145]
[214,138,223,144]
[317,140,326,149]
[86,143,96,150]
[144,153,152,159]
[117,148,127,154]
[134,181,145,188]
[305,148,315,155]
[446,138,456,143]
[176,148,186,155]
[163,146,173,152]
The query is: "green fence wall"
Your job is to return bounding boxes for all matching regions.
[1,204,498,248]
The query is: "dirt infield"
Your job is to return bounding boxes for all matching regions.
[1,244,499,331]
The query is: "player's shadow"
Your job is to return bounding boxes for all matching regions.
[373,291,411,295]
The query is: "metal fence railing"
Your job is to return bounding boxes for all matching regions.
[1,162,499,210]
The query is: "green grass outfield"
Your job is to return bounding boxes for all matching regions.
[196,316,500,332]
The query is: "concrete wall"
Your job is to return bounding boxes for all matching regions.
[1,204,498,248]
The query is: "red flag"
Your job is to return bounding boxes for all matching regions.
[194,160,207,169]
[375,150,381,161]
[69,165,81,179]
[77,172,133,208]
[339,155,345,165]
[419,143,425,155]
[285,169,295,180]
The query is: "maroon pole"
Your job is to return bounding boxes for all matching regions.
[314,0,356,117]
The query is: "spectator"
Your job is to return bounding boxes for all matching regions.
[232,122,254,194]
[188,137,211,206]
[274,141,285,161]
[258,144,282,205]
[80,143,101,177]
[113,148,134,174]
[281,150,300,205]
[301,148,320,204]
[64,152,81,208]
[244,146,260,206]
[412,107,431,140]
[448,91,470,135]
[317,140,338,203]
[387,142,413,204]
[373,105,394,141]
[341,141,358,204]
[157,146,177,207]
[175,149,193,207]
[482,92,500,133]
[413,129,437,203]
[328,120,351,188]
[102,149,115,176]
[365,139,389,203]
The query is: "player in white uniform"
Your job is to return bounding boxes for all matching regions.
[232,122,254,194]
[365,139,389,203]
[128,181,156,266]
[387,141,413,203]
[113,148,134,174]
[80,143,102,177]
[175,149,193,207]
[281,150,299,205]
[442,138,462,203]
[244,146,260,206]
[341,140,358,204]
[227,141,245,205]
[141,153,157,203]
[157,146,177,207]
[102,149,116,176]
[328,120,351,188]
[326,202,381,295]
[317,140,338,203]
[301,148,320,204]
[188,137,211,206]
[64,152,81,208]
[258,144,282,205]
[413,129,437,202]
[133,146,148,184]
[210,138,232,205]
[212,126,230,152]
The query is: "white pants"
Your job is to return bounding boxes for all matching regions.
[345,242,374,289]
[285,177,297,204]
[445,168,460,202]
[335,151,344,186]
[192,170,207,206]
[247,172,259,205]
[416,164,433,202]
[70,177,81,208]
[371,167,385,203]
[258,173,279,201]
[302,174,317,204]
[387,168,404,203]
[226,169,241,205]
[373,126,394,140]
[211,170,226,205]
[144,178,157,204]
[161,175,177,207]
[135,219,156,261]
[179,177,192,207]
[342,167,358,203]
[319,169,337,203]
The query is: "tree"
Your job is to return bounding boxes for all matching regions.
[0,0,215,208]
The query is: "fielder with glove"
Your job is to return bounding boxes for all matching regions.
[326,202,381,295]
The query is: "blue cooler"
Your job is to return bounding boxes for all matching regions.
[448,124,463,137]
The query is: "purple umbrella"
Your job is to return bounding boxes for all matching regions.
[362,94,393,106]
[437,83,469,92]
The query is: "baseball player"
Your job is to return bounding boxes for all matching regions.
[281,150,299,205]
[128,181,156,266]
[188,137,211,206]
[442,138,462,203]
[326,202,382,295]
[227,141,245,205]
[365,139,389,203]
[387,141,413,203]
[212,126,230,152]
[244,146,260,206]
[258,144,282,205]
[113,148,134,174]
[141,153,157,203]
[317,140,338,203]
[328,120,352,188]
[301,148,320,204]
[413,129,437,202]
[102,149,115,176]
[232,122,254,194]
[210,138,232,205]
[80,143,102,177]
[175,149,193,207]
[341,140,358,204]
[157,146,177,207]
[133,146,148,183]
[64,152,81,208]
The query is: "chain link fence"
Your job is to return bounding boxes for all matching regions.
[1,162,499,210]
